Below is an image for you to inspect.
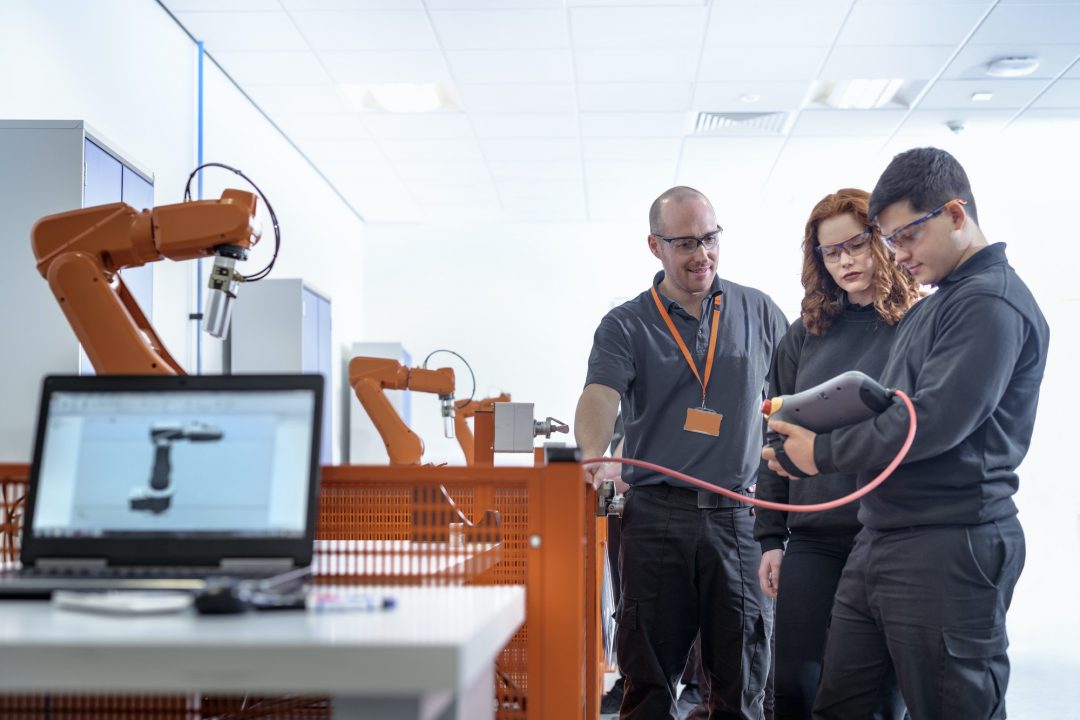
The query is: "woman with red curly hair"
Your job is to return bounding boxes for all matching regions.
[753,188,919,720]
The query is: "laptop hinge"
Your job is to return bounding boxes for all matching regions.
[219,558,295,572]
[37,559,108,569]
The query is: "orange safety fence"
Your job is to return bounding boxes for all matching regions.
[0,460,607,720]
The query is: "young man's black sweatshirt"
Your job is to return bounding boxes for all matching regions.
[755,301,899,553]
[814,243,1049,531]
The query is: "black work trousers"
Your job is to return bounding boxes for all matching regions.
[813,517,1025,719]
[616,485,771,720]
[773,529,906,720]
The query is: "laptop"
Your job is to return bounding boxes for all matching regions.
[0,374,323,598]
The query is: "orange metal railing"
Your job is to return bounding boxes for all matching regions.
[0,460,606,720]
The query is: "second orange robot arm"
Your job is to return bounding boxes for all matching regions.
[454,393,511,465]
[349,357,455,466]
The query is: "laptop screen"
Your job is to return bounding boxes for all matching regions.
[32,390,315,539]
[21,375,323,567]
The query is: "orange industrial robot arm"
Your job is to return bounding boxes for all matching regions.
[31,189,261,374]
[453,393,510,465]
[348,356,456,466]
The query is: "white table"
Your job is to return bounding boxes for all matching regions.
[0,585,524,720]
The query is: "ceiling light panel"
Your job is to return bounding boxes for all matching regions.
[174,11,309,51]
[836,3,988,46]
[580,112,693,137]
[289,11,438,50]
[821,45,956,80]
[211,51,333,85]
[790,109,906,136]
[972,4,1080,44]
[577,83,693,112]
[458,83,577,113]
[576,47,700,83]
[1031,79,1080,109]
[429,10,569,49]
[245,85,352,114]
[446,50,574,83]
[918,79,1048,109]
[570,6,708,48]
[943,43,1079,80]
[693,82,813,112]
[319,51,452,83]
[705,1,850,48]
[698,47,829,82]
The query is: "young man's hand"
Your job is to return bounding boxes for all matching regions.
[761,420,819,479]
[758,549,783,598]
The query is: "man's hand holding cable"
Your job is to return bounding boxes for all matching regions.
[761,419,819,479]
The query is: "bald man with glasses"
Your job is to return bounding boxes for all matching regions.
[576,186,787,719]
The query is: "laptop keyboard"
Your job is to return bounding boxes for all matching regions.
[21,566,255,579]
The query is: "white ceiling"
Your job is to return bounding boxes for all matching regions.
[162,0,1080,222]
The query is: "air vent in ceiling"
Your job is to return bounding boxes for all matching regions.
[694,111,789,135]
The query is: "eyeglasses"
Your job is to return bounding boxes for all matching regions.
[652,226,723,254]
[814,229,874,264]
[880,199,967,251]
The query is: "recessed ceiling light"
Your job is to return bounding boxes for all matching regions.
[739,93,761,104]
[971,92,994,102]
[986,56,1040,78]
[817,79,907,110]
[339,83,458,113]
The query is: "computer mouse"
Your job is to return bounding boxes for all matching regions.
[193,583,250,615]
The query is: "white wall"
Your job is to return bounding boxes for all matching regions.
[364,122,1079,663]
[0,0,364,462]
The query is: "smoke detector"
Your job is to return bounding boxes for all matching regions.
[986,56,1040,78]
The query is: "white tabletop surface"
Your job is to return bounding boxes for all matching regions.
[0,585,524,695]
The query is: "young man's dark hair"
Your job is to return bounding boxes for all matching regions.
[868,147,979,223]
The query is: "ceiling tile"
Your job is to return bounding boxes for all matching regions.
[567,0,707,5]
[458,83,577,113]
[894,109,1015,138]
[471,113,580,138]
[706,1,850,48]
[579,112,692,137]
[586,159,679,183]
[175,11,309,51]
[407,180,499,205]
[693,82,813,112]
[577,83,693,112]
[918,79,1049,110]
[319,50,451,83]
[246,84,351,114]
[1031,78,1080,108]
[289,11,438,50]
[446,50,574,83]
[165,0,280,10]
[481,139,582,161]
[1014,108,1080,123]
[1069,59,1080,78]
[395,161,492,182]
[698,46,829,82]
[836,3,989,46]
[586,180,666,221]
[429,10,569,49]
[320,159,400,184]
[582,137,683,161]
[576,48,699,83]
[677,137,785,177]
[766,137,883,197]
[274,113,369,139]
[378,138,485,163]
[212,51,333,85]
[570,6,709,48]
[359,112,475,139]
[790,108,906,136]
[427,0,564,8]
[298,138,385,165]
[944,43,1080,80]
[972,4,1080,44]
[282,0,423,9]
[820,45,955,81]
[489,160,583,180]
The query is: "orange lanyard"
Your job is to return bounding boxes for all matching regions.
[650,287,723,405]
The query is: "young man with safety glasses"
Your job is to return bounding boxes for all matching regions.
[763,147,1049,719]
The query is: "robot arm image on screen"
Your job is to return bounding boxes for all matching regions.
[31,189,262,375]
[130,422,225,515]
[348,356,456,466]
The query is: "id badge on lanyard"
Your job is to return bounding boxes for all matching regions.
[650,287,724,437]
